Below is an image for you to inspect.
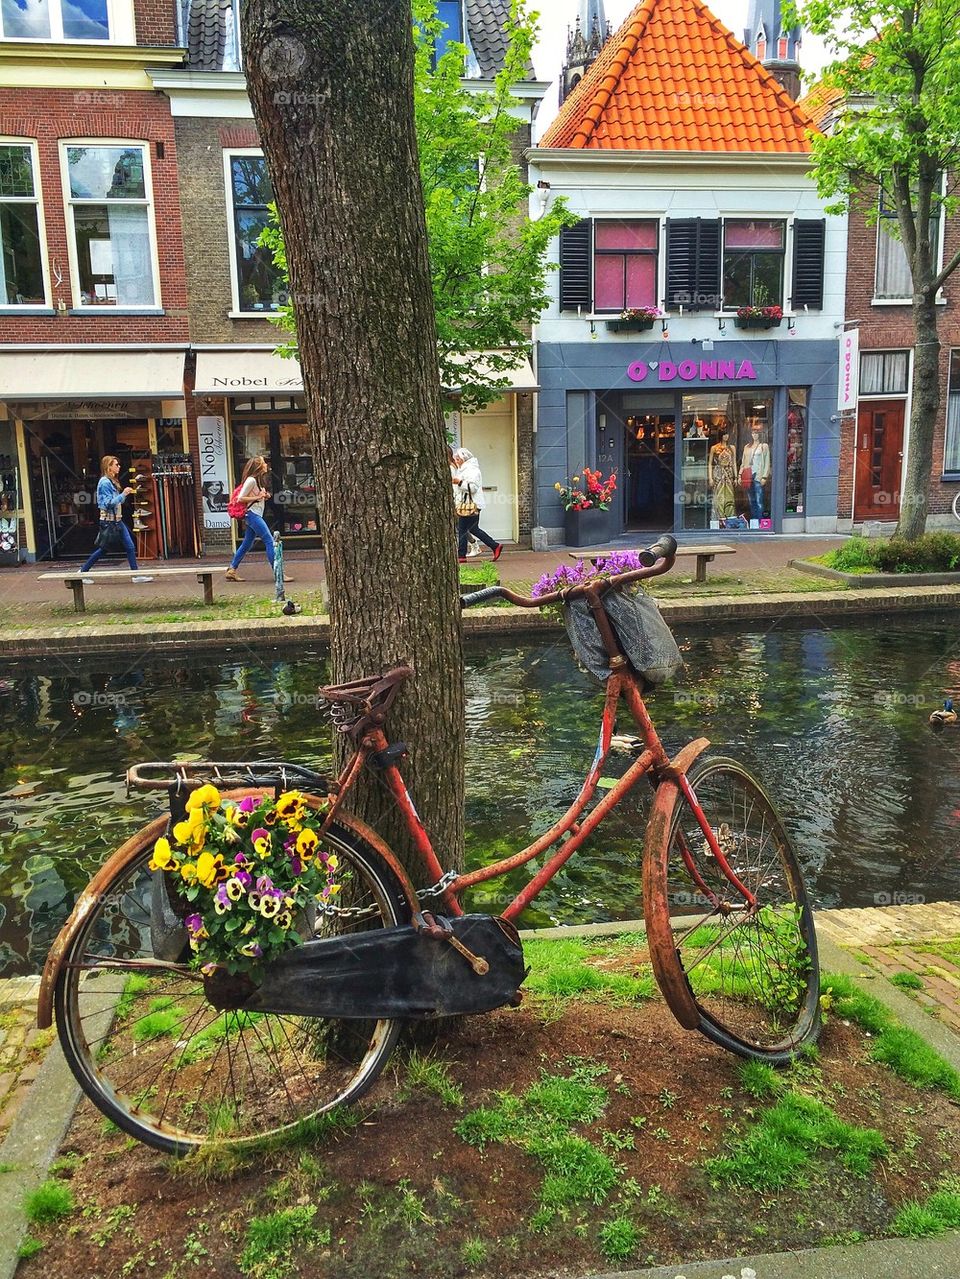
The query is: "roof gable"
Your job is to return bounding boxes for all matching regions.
[541,0,815,153]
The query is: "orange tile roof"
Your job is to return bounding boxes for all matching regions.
[541,0,816,153]
[796,81,843,130]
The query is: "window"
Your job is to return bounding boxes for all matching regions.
[435,0,463,61]
[0,143,45,306]
[593,221,658,312]
[786,388,807,515]
[1,0,110,40]
[227,153,285,314]
[722,219,785,309]
[64,144,158,307]
[874,187,940,301]
[944,351,960,475]
[860,350,909,395]
[681,390,775,531]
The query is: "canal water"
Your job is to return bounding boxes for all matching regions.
[1,615,959,976]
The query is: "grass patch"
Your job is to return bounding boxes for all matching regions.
[129,1006,185,1043]
[738,1060,784,1100]
[706,1093,887,1191]
[116,973,151,1020]
[598,1215,645,1263]
[522,938,655,1004]
[819,532,960,575]
[24,1180,74,1224]
[460,1238,488,1267]
[401,1051,465,1107]
[16,1236,42,1260]
[892,1181,960,1238]
[889,971,924,991]
[823,973,960,1099]
[459,562,499,587]
[456,1059,618,1226]
[238,1205,328,1279]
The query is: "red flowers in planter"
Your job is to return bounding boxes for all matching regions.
[555,468,617,511]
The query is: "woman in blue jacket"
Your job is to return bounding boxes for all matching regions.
[80,455,147,577]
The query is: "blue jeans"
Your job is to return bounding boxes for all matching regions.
[81,521,138,572]
[232,511,275,569]
[749,478,766,522]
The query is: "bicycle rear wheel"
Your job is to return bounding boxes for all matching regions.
[54,818,408,1155]
[643,756,820,1063]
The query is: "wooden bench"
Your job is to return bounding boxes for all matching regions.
[38,566,233,613]
[569,543,736,584]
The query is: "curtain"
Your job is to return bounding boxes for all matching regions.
[107,204,153,306]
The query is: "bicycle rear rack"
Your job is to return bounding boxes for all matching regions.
[126,760,331,795]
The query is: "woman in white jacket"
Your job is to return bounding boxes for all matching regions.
[451,447,502,563]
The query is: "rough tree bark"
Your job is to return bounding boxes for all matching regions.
[241,0,465,877]
[899,293,940,540]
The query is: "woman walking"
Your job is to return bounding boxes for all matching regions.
[80,455,151,580]
[451,446,502,563]
[226,456,284,581]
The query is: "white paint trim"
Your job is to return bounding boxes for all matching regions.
[0,137,51,310]
[530,147,813,171]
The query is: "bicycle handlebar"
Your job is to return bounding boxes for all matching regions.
[460,534,678,611]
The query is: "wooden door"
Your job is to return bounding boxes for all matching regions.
[462,396,517,543]
[854,401,905,520]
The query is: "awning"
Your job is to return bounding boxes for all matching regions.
[444,350,539,392]
[0,350,185,400]
[194,349,303,395]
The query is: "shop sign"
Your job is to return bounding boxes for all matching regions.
[13,400,164,421]
[838,328,859,412]
[210,375,303,391]
[197,415,231,530]
[626,359,757,384]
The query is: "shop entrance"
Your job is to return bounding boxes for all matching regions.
[854,400,904,521]
[609,392,676,531]
[229,398,321,547]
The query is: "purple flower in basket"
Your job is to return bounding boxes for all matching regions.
[256,874,274,894]
[185,913,204,935]
[234,852,249,865]
[290,855,303,876]
[593,550,646,575]
[531,561,589,598]
[235,869,252,888]
[238,796,257,813]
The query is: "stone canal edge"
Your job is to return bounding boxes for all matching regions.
[0,908,957,1278]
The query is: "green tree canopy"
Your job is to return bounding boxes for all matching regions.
[262,0,574,414]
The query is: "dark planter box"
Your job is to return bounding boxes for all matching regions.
[606,318,656,333]
[734,316,782,330]
[564,506,613,547]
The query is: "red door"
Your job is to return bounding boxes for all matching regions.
[854,401,905,520]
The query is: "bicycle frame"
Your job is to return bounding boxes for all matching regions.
[322,667,757,925]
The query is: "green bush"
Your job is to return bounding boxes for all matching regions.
[823,533,960,575]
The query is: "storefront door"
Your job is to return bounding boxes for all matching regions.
[855,401,904,520]
[606,392,676,531]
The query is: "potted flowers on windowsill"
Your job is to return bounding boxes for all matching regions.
[607,305,664,333]
[734,303,783,330]
[555,467,617,547]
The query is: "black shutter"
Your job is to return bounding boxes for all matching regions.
[667,218,720,311]
[559,218,593,311]
[792,219,826,310]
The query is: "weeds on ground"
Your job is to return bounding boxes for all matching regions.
[738,1060,785,1100]
[400,1051,465,1107]
[16,1236,42,1260]
[238,1205,328,1279]
[889,972,924,992]
[24,1180,74,1224]
[892,1179,960,1238]
[522,938,655,1005]
[598,1215,646,1263]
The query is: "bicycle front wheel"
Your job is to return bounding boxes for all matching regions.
[644,756,820,1063]
[54,819,408,1155]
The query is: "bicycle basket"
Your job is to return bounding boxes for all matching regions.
[564,586,682,685]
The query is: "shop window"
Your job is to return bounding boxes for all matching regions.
[227,152,286,314]
[786,389,807,515]
[944,351,960,476]
[681,390,775,531]
[63,144,158,307]
[1,0,109,40]
[874,186,940,301]
[860,350,908,395]
[722,220,784,309]
[0,143,45,306]
[594,221,658,312]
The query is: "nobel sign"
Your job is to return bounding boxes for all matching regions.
[627,358,758,384]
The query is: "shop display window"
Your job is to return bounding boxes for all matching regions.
[229,398,320,541]
[681,390,774,531]
[786,389,807,515]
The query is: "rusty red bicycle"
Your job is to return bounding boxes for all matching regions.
[39,535,820,1154]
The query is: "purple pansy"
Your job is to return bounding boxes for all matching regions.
[185,913,203,934]
[239,796,257,813]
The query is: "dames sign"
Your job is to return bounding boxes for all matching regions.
[627,358,758,384]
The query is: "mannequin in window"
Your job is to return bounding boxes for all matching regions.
[708,429,736,520]
[740,425,770,521]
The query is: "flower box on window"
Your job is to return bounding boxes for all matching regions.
[734,304,783,331]
[734,315,782,330]
[606,317,656,333]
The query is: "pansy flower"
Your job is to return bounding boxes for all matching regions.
[275,790,306,821]
[239,795,257,813]
[238,941,263,959]
[296,828,319,861]
[225,877,245,902]
[259,896,281,919]
[276,909,293,930]
[262,808,279,827]
[185,783,221,813]
[251,828,271,858]
[149,836,178,873]
[180,862,198,885]
[195,850,228,889]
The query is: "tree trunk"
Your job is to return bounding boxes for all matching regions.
[897,293,940,540]
[241,0,465,878]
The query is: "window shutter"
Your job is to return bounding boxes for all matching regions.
[667,218,720,310]
[559,218,593,311]
[792,219,826,309]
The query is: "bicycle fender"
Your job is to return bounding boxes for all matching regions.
[643,737,711,1032]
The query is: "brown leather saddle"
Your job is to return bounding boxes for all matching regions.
[317,664,413,738]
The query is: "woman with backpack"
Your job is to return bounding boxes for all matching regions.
[226,456,288,581]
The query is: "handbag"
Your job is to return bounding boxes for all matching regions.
[456,483,480,519]
[95,520,125,551]
[739,466,753,488]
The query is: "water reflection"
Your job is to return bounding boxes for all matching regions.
[0,617,959,975]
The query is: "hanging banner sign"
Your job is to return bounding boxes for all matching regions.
[197,415,231,530]
[838,328,859,412]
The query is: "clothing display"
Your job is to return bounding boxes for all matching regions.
[708,441,736,520]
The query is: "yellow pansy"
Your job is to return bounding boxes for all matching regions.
[275,790,307,822]
[195,851,227,889]
[180,862,198,884]
[148,837,177,873]
[185,783,221,812]
[296,828,319,860]
[173,808,207,853]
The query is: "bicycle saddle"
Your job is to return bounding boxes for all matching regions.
[318,665,413,737]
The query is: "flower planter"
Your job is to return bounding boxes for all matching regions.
[734,316,782,330]
[564,506,613,548]
[606,318,656,333]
